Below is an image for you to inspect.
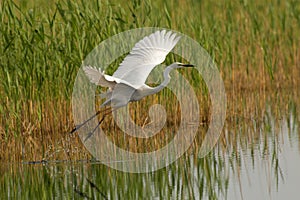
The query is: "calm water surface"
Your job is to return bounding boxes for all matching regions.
[1,109,299,199]
[226,112,300,200]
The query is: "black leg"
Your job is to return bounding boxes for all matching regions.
[69,107,112,134]
[83,115,107,142]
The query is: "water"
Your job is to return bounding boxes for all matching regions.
[1,110,299,199]
[226,112,300,200]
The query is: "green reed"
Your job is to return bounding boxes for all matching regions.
[0,0,299,161]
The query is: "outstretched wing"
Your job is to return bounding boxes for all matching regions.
[83,66,120,88]
[112,30,181,89]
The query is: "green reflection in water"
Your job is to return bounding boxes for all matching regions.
[1,106,299,200]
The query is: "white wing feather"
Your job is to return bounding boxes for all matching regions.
[112,30,180,88]
[83,66,120,88]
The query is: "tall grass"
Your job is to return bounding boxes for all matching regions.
[0,0,299,162]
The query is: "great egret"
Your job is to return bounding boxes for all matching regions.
[71,30,193,138]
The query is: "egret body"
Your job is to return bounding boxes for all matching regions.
[71,30,193,138]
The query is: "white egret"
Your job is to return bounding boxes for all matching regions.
[71,30,193,138]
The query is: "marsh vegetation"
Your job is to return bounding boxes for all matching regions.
[0,0,299,199]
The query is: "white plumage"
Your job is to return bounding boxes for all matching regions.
[82,30,193,109]
[83,30,181,90]
[71,30,193,137]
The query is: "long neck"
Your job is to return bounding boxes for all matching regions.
[137,64,177,99]
[151,65,174,93]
